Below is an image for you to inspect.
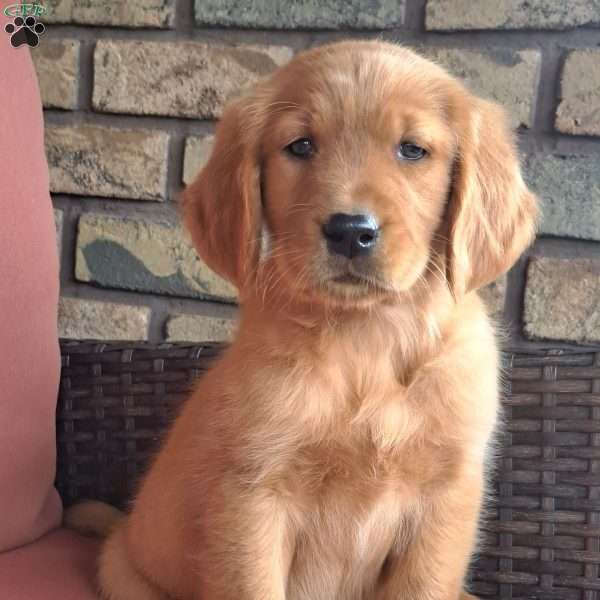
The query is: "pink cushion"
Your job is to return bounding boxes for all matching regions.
[0,528,100,599]
[0,12,62,551]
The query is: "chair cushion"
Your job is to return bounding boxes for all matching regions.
[0,528,100,599]
[0,13,62,551]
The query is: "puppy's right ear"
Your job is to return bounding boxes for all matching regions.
[182,95,263,293]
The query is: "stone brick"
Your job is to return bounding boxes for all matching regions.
[195,0,404,28]
[76,214,237,302]
[54,209,63,260]
[556,50,600,136]
[524,155,600,241]
[165,314,237,342]
[58,297,150,341]
[426,0,600,30]
[479,276,507,319]
[45,125,169,201]
[524,257,600,343]
[183,135,215,185]
[423,48,540,129]
[93,41,293,119]
[31,39,79,110]
[43,0,175,27]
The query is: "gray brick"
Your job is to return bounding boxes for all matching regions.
[556,50,600,136]
[165,314,237,342]
[195,0,404,28]
[426,0,600,30]
[93,41,293,119]
[45,125,169,201]
[183,135,215,185]
[54,209,63,260]
[44,0,175,27]
[524,257,600,343]
[76,214,237,302]
[480,276,507,319]
[31,39,79,110]
[58,297,150,341]
[524,155,600,241]
[423,48,540,129]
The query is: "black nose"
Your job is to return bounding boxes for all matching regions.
[322,213,380,259]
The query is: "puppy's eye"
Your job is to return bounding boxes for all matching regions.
[286,138,314,159]
[396,142,427,161]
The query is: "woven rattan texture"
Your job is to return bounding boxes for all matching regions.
[56,341,600,599]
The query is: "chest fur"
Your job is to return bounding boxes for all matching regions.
[239,344,466,498]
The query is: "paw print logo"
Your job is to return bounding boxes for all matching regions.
[5,15,45,48]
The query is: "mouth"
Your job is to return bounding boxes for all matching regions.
[328,268,394,294]
[331,273,368,285]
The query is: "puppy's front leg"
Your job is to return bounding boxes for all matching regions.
[376,471,483,600]
[199,485,295,600]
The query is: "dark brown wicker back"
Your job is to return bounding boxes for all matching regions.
[56,341,224,508]
[56,341,600,599]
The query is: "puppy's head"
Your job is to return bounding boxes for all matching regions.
[183,41,538,308]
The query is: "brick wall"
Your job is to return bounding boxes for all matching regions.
[28,0,600,345]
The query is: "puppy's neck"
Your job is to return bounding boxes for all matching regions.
[237,276,455,377]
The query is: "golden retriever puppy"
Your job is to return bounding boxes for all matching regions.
[86,40,539,599]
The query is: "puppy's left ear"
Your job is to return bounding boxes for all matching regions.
[447,96,539,297]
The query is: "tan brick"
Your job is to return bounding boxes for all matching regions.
[44,0,175,27]
[45,125,169,201]
[31,39,79,110]
[76,214,237,302]
[93,41,293,119]
[524,257,600,343]
[165,314,237,342]
[58,297,150,340]
[556,50,600,136]
[423,48,540,129]
[183,135,215,185]
[426,0,600,30]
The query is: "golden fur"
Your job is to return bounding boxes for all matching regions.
[82,41,538,600]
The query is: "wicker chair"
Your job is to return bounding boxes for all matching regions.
[56,340,600,599]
